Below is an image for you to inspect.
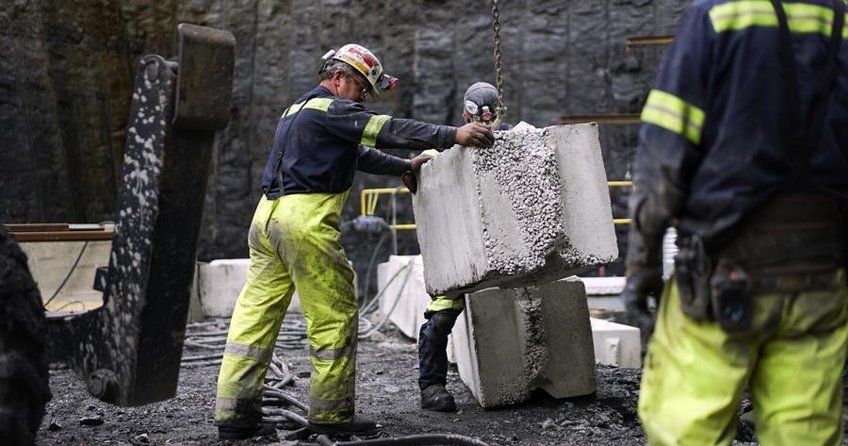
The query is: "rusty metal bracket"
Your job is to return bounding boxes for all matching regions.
[47,24,235,406]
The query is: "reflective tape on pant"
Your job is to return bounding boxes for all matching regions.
[224,342,273,363]
[310,341,355,361]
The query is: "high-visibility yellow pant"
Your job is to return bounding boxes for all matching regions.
[639,272,848,446]
[215,192,358,427]
[426,295,465,314]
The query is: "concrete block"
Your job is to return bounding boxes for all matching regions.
[452,278,596,408]
[196,259,304,317]
[581,276,627,311]
[413,122,618,295]
[376,255,431,339]
[20,240,112,312]
[590,318,641,368]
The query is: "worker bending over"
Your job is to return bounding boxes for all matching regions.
[214,44,494,440]
[620,0,848,444]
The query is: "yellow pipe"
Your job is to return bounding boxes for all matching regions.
[607,181,633,187]
[390,224,417,231]
[613,218,632,225]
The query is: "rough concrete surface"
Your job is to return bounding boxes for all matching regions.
[413,123,618,295]
[453,279,596,408]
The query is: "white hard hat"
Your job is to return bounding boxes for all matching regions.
[331,44,384,94]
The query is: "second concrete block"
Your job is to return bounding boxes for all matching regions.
[452,278,596,408]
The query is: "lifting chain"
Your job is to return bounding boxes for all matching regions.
[491,0,507,126]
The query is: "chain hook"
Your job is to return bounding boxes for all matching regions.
[491,0,507,129]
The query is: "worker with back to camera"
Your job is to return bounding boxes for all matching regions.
[619,0,848,444]
[412,81,509,413]
[214,44,495,440]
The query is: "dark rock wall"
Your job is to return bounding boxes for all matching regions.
[1,0,688,277]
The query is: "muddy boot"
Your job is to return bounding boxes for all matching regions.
[420,384,456,412]
[218,423,278,440]
[307,415,379,436]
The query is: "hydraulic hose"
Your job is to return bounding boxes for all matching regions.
[314,434,491,446]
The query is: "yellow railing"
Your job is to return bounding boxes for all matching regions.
[360,180,634,230]
[608,180,632,225]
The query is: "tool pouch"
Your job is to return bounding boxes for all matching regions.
[675,234,713,320]
[710,260,753,332]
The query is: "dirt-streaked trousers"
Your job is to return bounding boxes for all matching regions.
[215,192,357,427]
[639,272,848,445]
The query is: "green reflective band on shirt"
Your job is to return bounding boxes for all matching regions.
[360,115,391,147]
[282,98,334,118]
[304,98,333,112]
[709,0,848,37]
[641,89,706,145]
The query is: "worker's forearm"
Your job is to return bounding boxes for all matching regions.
[376,118,457,151]
[356,146,411,176]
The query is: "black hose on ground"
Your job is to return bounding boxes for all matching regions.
[314,434,491,446]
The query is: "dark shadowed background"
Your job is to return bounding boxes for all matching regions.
[0,0,687,294]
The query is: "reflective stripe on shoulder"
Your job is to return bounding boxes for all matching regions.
[640,89,705,145]
[280,97,334,119]
[360,114,391,147]
[223,342,273,363]
[709,0,848,37]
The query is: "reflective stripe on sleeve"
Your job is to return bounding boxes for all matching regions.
[360,115,391,147]
[709,0,847,37]
[223,342,273,363]
[640,89,706,145]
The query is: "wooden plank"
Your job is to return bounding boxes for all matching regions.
[11,231,114,242]
[4,223,70,232]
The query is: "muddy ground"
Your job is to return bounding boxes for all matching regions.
[34,311,837,446]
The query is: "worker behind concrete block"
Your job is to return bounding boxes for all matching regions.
[413,82,510,413]
[619,0,848,444]
[214,44,494,441]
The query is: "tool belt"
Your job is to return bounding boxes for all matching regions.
[675,194,846,331]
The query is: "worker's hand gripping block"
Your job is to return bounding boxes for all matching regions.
[412,123,618,295]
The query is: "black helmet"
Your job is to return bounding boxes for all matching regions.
[463,82,499,125]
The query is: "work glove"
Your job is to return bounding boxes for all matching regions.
[620,267,664,338]
[456,122,495,148]
[402,153,435,194]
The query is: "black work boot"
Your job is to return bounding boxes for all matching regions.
[420,384,456,412]
[218,423,278,440]
[306,415,379,436]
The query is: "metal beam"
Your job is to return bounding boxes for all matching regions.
[559,114,640,125]
[48,24,235,407]
[626,35,675,48]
